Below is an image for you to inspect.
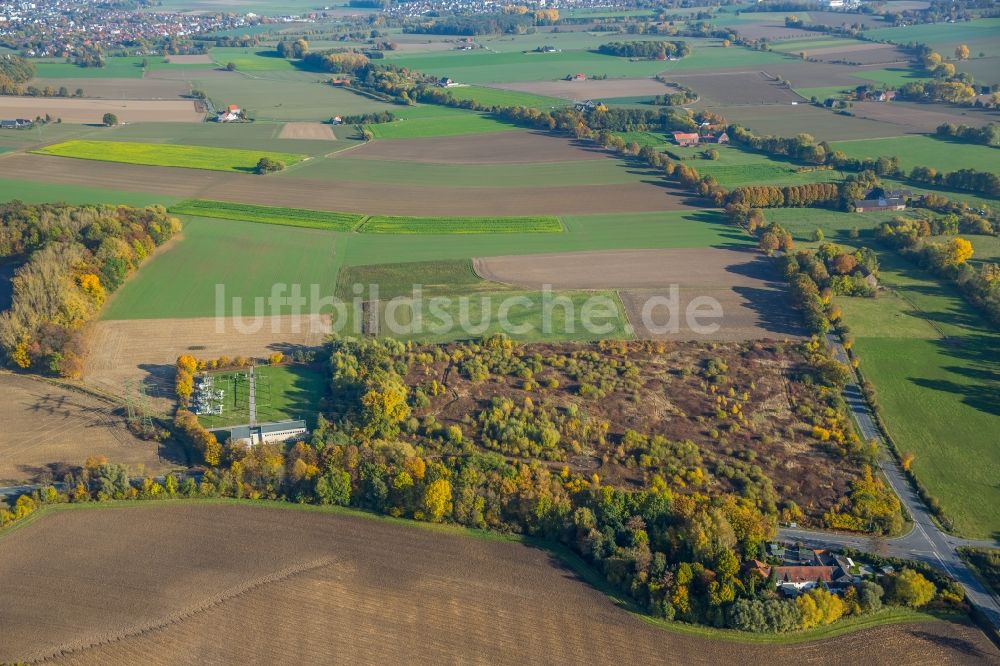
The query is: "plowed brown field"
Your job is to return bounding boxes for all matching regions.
[349,130,608,163]
[0,504,996,665]
[0,374,185,484]
[0,153,683,215]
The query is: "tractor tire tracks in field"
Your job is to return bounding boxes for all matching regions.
[23,557,336,664]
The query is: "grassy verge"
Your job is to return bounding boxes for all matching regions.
[170,199,364,231]
[0,499,954,645]
[359,215,563,234]
[32,140,306,173]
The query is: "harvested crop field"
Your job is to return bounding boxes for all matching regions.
[670,71,804,105]
[474,248,803,340]
[2,504,997,665]
[847,101,1000,134]
[0,96,203,123]
[0,374,184,485]
[0,153,685,215]
[164,54,214,64]
[26,77,190,99]
[84,316,332,407]
[278,122,336,140]
[33,140,305,173]
[350,130,607,163]
[491,77,678,100]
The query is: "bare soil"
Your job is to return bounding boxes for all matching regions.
[491,78,680,100]
[474,249,803,341]
[0,504,996,665]
[0,96,203,123]
[0,374,185,485]
[278,122,337,140]
[699,103,903,141]
[669,71,804,105]
[84,316,332,409]
[26,77,190,99]
[350,130,609,163]
[0,153,686,215]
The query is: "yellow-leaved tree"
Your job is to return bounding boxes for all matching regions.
[422,478,453,522]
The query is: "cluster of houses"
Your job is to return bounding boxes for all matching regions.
[671,130,730,147]
[0,0,261,57]
[0,118,33,129]
[744,543,889,597]
[855,87,898,102]
[215,104,244,123]
[853,187,911,213]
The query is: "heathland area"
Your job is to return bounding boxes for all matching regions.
[1,2,999,659]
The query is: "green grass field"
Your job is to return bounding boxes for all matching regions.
[839,250,1000,538]
[196,364,325,430]
[0,177,180,208]
[189,71,398,122]
[850,67,928,88]
[386,41,789,85]
[335,259,501,299]
[209,47,298,72]
[31,56,212,79]
[764,208,896,243]
[364,105,518,139]
[831,135,1000,175]
[104,210,744,320]
[865,18,1000,59]
[33,139,306,172]
[169,200,365,230]
[101,216,340,320]
[359,215,563,234]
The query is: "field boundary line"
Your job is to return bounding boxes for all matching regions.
[22,556,336,664]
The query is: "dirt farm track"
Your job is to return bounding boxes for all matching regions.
[0,153,686,215]
[0,504,996,665]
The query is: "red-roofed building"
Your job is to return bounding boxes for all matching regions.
[672,131,700,147]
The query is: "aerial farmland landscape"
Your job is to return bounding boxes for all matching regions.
[0,0,998,663]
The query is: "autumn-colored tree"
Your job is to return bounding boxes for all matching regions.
[832,253,858,275]
[945,237,973,265]
[923,51,942,70]
[796,587,845,628]
[955,44,970,60]
[422,478,453,522]
[759,232,780,255]
[900,451,915,471]
[890,568,936,608]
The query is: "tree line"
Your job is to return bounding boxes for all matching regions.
[0,203,180,377]
[596,40,689,59]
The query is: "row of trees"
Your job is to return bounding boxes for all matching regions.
[0,204,180,376]
[878,217,999,326]
[935,122,999,147]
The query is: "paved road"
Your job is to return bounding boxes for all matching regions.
[775,335,1000,630]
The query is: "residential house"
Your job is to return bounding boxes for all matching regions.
[701,132,729,144]
[773,565,837,593]
[216,104,241,122]
[437,77,456,87]
[672,131,700,147]
[570,73,587,81]
[853,187,910,213]
[877,90,897,102]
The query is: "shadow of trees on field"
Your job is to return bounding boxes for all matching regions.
[908,630,990,659]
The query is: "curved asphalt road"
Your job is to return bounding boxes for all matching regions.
[778,335,1000,631]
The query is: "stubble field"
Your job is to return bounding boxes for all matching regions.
[0,374,185,484]
[0,504,996,665]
